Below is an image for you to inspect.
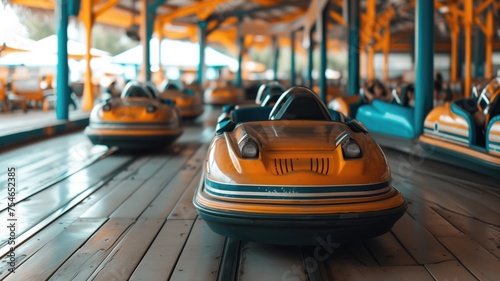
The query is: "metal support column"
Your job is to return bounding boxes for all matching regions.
[272,35,279,81]
[319,3,328,103]
[140,0,155,82]
[197,21,207,86]
[290,31,296,87]
[56,0,69,120]
[457,30,464,79]
[236,16,244,87]
[307,25,315,88]
[484,10,493,78]
[463,0,473,97]
[366,0,376,81]
[473,25,485,78]
[414,0,434,136]
[347,0,360,96]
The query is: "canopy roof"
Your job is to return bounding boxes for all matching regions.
[0,32,34,56]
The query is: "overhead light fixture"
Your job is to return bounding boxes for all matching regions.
[126,0,140,41]
[126,24,140,41]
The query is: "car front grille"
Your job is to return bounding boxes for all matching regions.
[272,158,331,175]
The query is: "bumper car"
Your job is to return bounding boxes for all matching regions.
[194,86,407,245]
[203,82,245,105]
[159,82,204,119]
[217,81,285,122]
[328,80,404,117]
[84,81,183,149]
[254,81,285,106]
[419,77,500,174]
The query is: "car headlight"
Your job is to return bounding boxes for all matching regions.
[342,139,362,159]
[240,139,259,158]
[146,105,157,113]
[102,103,112,111]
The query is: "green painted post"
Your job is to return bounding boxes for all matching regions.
[457,30,464,78]
[142,0,167,82]
[414,0,434,135]
[197,21,207,86]
[473,26,485,78]
[290,31,296,87]
[319,3,328,103]
[347,0,360,96]
[142,10,155,82]
[307,25,315,88]
[236,16,243,87]
[56,0,69,120]
[272,35,279,81]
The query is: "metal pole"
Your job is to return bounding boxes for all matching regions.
[236,16,243,87]
[414,0,434,136]
[307,25,314,88]
[473,26,485,78]
[272,35,279,81]
[366,0,376,81]
[197,21,207,86]
[319,3,328,103]
[56,0,69,120]
[347,0,360,96]
[464,0,473,97]
[140,0,155,82]
[290,31,296,87]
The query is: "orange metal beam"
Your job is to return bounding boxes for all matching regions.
[329,10,345,26]
[382,27,390,81]
[365,0,376,81]
[95,0,121,17]
[80,0,95,112]
[484,10,494,77]
[10,0,54,9]
[157,0,231,23]
[464,0,473,97]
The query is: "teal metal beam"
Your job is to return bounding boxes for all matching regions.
[148,0,167,12]
[319,2,328,103]
[68,0,81,16]
[307,25,315,88]
[414,0,434,135]
[197,21,207,86]
[290,31,296,87]
[56,0,69,120]
[473,25,485,78]
[143,17,154,82]
[347,0,360,96]
[272,35,279,81]
[141,0,167,82]
[457,30,464,78]
[236,16,243,87]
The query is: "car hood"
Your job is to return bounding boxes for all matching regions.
[241,121,349,151]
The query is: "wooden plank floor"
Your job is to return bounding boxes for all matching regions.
[1,105,499,281]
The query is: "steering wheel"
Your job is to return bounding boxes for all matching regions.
[391,87,402,105]
[478,84,493,115]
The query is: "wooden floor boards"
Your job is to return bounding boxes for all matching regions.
[1,107,499,280]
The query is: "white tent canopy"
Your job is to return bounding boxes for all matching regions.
[0,34,109,66]
[0,51,60,67]
[112,38,237,69]
[33,35,109,58]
